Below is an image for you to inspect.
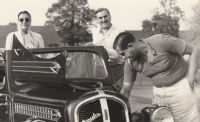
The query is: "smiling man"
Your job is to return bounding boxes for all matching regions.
[88,8,125,92]
[5,11,44,50]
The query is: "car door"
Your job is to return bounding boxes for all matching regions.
[0,76,8,122]
[0,51,8,121]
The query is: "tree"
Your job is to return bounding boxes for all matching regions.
[186,0,200,46]
[45,0,96,46]
[142,0,184,37]
[9,22,17,26]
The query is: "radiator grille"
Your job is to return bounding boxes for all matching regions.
[107,99,126,122]
[79,100,103,122]
[78,99,126,122]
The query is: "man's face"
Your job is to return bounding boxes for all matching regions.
[96,10,112,29]
[125,42,148,62]
[18,14,31,32]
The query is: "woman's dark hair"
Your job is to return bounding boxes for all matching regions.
[18,11,31,19]
[113,32,135,50]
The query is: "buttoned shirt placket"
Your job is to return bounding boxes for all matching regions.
[145,40,157,64]
[141,40,157,73]
[99,27,112,44]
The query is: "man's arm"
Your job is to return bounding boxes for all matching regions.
[183,42,199,88]
[85,42,94,46]
[85,42,121,61]
[120,60,137,98]
[120,81,134,98]
[163,34,199,88]
[105,48,119,60]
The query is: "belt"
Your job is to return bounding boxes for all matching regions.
[153,76,185,88]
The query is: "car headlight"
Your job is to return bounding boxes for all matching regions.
[151,106,174,122]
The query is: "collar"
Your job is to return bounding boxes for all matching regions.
[20,31,31,37]
[141,39,157,55]
[141,39,156,64]
[98,24,113,34]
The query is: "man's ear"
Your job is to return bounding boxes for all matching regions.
[127,43,134,49]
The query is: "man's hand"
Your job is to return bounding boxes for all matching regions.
[188,79,195,90]
[125,49,138,60]
[187,58,197,90]
[183,42,199,90]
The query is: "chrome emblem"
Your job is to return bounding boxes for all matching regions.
[95,82,103,90]
[81,113,101,122]
[51,62,61,73]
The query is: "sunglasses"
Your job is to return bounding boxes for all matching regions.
[19,18,30,23]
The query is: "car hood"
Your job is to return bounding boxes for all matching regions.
[12,84,99,122]
[15,85,79,101]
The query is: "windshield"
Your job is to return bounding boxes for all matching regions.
[11,49,109,87]
[65,52,108,79]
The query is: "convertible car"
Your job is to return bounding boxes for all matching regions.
[0,35,174,122]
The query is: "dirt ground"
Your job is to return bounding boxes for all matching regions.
[129,84,200,113]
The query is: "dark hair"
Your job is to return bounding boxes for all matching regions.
[113,32,135,50]
[95,8,110,16]
[18,11,31,19]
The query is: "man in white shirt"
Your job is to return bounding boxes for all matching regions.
[87,8,125,91]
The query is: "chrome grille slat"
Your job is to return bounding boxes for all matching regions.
[13,67,53,72]
[12,61,61,74]
[13,62,54,67]
[14,103,62,121]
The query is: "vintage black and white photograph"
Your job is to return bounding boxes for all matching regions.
[0,0,199,122]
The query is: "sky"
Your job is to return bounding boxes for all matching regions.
[0,0,199,30]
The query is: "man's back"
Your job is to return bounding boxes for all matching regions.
[143,34,188,87]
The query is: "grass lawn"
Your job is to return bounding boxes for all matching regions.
[129,84,200,113]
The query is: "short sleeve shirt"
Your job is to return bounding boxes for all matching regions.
[124,34,188,87]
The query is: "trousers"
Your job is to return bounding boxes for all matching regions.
[152,77,200,122]
[110,62,124,92]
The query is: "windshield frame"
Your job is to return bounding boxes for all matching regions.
[21,46,115,84]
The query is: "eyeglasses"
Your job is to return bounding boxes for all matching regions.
[19,18,30,23]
